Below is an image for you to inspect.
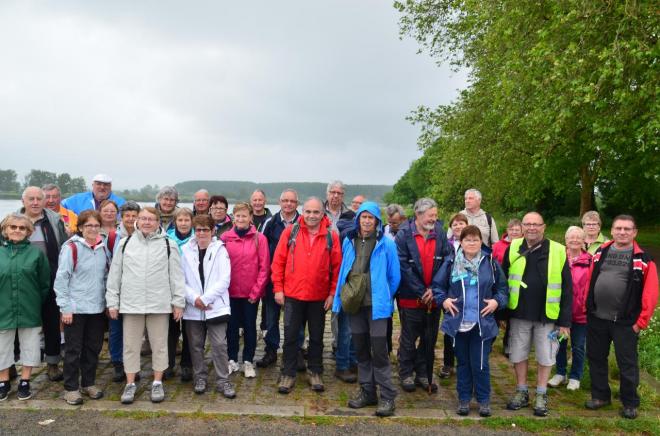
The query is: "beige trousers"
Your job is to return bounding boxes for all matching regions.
[123,314,169,373]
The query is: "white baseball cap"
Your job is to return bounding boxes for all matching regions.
[92,173,112,183]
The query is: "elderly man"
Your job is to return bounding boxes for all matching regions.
[502,212,572,417]
[192,189,210,216]
[459,189,499,247]
[395,198,451,393]
[250,189,273,233]
[384,204,406,241]
[42,183,78,234]
[324,181,350,232]
[19,187,68,381]
[585,215,658,420]
[271,197,341,394]
[62,174,125,214]
[350,195,366,212]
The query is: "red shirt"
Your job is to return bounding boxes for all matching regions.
[414,233,436,288]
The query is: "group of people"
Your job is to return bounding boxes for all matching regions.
[0,177,656,421]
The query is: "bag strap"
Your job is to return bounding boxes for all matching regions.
[486,213,493,245]
[69,241,78,272]
[107,229,117,253]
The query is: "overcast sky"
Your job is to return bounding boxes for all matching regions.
[0,0,466,189]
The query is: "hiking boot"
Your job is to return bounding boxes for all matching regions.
[219,381,236,399]
[478,403,492,417]
[585,398,612,410]
[112,363,125,383]
[548,374,566,388]
[228,360,240,375]
[415,376,438,393]
[278,375,296,394]
[506,390,529,410]
[335,369,357,383]
[621,407,638,419]
[348,388,377,409]
[193,379,207,395]
[243,361,256,378]
[120,383,137,404]
[150,383,165,403]
[256,349,277,368]
[307,372,324,392]
[296,351,306,372]
[456,402,470,416]
[375,398,395,417]
[162,367,175,380]
[81,385,103,399]
[439,365,453,379]
[566,379,580,391]
[533,393,549,417]
[64,390,83,405]
[401,376,416,392]
[180,366,193,382]
[17,380,32,400]
[47,364,63,382]
[0,381,9,401]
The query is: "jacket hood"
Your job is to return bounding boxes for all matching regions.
[599,239,645,256]
[568,250,592,266]
[350,201,382,236]
[222,224,258,241]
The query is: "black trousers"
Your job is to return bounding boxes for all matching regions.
[398,307,441,379]
[587,316,640,407]
[63,313,105,391]
[168,318,192,370]
[41,290,62,363]
[443,333,455,367]
[282,297,325,377]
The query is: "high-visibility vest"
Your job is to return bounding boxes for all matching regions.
[507,238,566,320]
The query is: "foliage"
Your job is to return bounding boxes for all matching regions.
[22,169,86,194]
[393,0,659,220]
[0,169,20,193]
[639,309,660,379]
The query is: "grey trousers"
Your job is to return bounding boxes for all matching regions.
[185,320,229,386]
[349,306,397,401]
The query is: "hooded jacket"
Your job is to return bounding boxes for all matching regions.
[62,191,126,215]
[332,202,401,320]
[220,224,270,300]
[491,232,511,264]
[568,250,591,324]
[180,237,231,321]
[271,215,342,301]
[105,228,186,314]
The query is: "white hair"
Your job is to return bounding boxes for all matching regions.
[414,198,437,215]
[326,180,345,194]
[464,188,482,200]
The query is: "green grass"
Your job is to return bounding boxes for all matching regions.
[639,310,660,380]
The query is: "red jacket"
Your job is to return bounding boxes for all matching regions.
[568,250,591,324]
[271,216,341,301]
[221,225,270,301]
[491,233,511,264]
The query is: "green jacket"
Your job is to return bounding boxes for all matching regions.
[0,239,51,330]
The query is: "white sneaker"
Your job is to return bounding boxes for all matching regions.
[228,360,240,375]
[548,374,566,387]
[243,361,256,378]
[566,379,580,391]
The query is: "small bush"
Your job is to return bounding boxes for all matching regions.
[639,310,660,379]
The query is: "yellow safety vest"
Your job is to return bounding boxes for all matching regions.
[507,238,566,320]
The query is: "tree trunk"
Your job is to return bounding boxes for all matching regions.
[579,164,594,217]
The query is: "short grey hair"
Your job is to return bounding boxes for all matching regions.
[156,186,179,202]
[581,210,602,226]
[279,188,298,201]
[304,196,326,212]
[413,198,437,215]
[42,183,61,193]
[386,204,405,218]
[22,186,44,201]
[464,188,482,200]
[251,189,267,198]
[194,189,209,196]
[565,225,586,240]
[326,180,345,194]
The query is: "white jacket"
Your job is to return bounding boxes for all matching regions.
[105,228,186,314]
[181,236,231,321]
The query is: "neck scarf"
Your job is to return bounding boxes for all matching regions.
[451,248,482,285]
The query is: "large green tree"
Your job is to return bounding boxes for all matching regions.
[0,169,20,193]
[394,0,659,219]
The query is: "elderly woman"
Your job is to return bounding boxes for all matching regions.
[433,225,508,417]
[156,186,179,232]
[548,226,591,391]
[220,203,270,378]
[333,202,401,417]
[0,213,50,401]
[99,200,119,235]
[54,210,109,405]
[582,211,608,254]
[492,219,523,264]
[118,201,140,239]
[106,207,186,405]
[210,195,233,237]
[181,214,236,398]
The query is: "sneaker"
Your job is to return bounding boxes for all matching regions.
[621,406,638,419]
[218,381,236,399]
[64,390,83,405]
[47,364,63,382]
[401,376,416,392]
[533,393,549,417]
[307,371,324,392]
[456,402,470,416]
[585,398,612,410]
[348,388,377,409]
[256,349,277,368]
[0,381,9,401]
[228,360,240,375]
[566,379,580,391]
[16,380,32,400]
[478,403,492,417]
[506,390,529,410]
[335,369,357,383]
[439,365,453,379]
[81,385,104,399]
[278,375,296,394]
[120,383,137,404]
[296,351,306,372]
[375,398,395,417]
[150,383,165,403]
[180,367,193,382]
[243,361,256,378]
[547,374,566,388]
[112,363,125,383]
[193,379,207,395]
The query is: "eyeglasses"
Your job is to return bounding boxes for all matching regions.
[329,190,344,196]
[194,228,212,233]
[83,224,101,229]
[582,222,600,227]
[138,217,158,222]
[8,225,27,231]
[612,226,635,232]
[522,223,545,228]
[194,199,209,203]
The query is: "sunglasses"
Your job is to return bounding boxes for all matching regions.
[8,225,27,231]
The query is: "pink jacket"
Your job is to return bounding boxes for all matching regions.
[569,250,592,324]
[220,225,270,300]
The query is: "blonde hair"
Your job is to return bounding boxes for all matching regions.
[565,225,586,241]
[232,202,253,215]
[1,213,34,238]
[581,210,602,226]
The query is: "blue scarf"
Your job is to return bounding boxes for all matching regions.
[451,248,482,285]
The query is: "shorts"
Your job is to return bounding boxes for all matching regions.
[0,327,42,370]
[508,318,559,366]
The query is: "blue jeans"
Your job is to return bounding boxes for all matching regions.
[454,326,493,404]
[556,322,587,380]
[109,317,123,364]
[335,310,357,371]
[228,298,258,363]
